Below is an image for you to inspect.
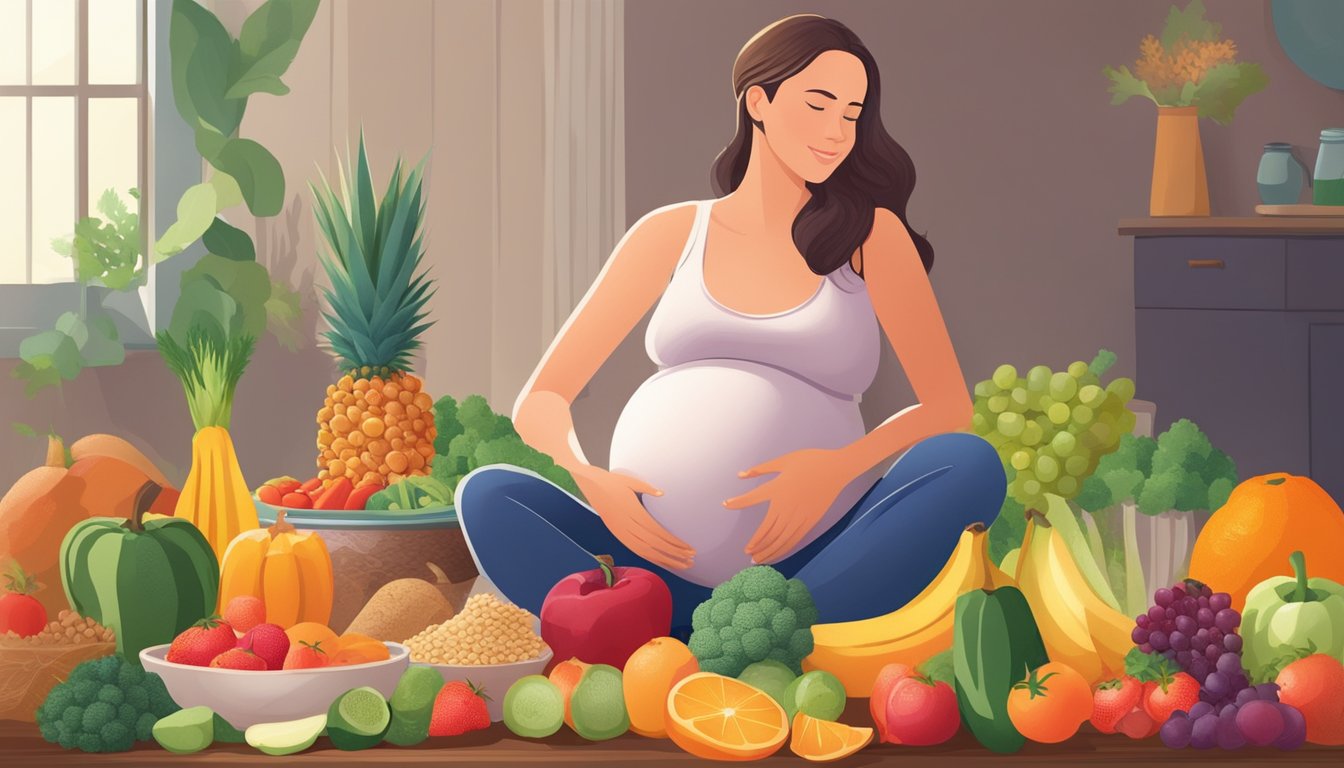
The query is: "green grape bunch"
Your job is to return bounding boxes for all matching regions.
[971,349,1136,512]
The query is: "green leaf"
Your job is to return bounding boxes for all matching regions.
[1179,81,1197,106]
[265,278,304,352]
[212,138,285,217]
[177,254,273,342]
[1160,0,1220,50]
[19,330,83,380]
[156,181,219,260]
[1103,65,1157,107]
[202,217,256,261]
[11,422,37,437]
[1194,62,1269,125]
[209,171,244,210]
[228,0,319,100]
[11,361,63,397]
[54,312,89,349]
[79,315,125,367]
[169,0,245,137]
[169,275,238,348]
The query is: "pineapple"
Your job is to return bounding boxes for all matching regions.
[311,136,437,488]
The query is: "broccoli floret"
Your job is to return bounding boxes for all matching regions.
[474,435,542,471]
[36,655,181,753]
[446,429,482,475]
[1137,469,1180,515]
[687,566,818,676]
[433,394,464,455]
[988,492,1027,565]
[457,395,508,440]
[1207,477,1236,511]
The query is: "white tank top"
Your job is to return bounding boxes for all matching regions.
[606,199,885,585]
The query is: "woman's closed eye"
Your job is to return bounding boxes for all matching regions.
[806,102,858,122]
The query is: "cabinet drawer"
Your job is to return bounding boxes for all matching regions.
[1287,239,1344,310]
[1135,238,1285,310]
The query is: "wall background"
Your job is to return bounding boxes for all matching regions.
[3,0,1343,490]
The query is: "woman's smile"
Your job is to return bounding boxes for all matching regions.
[809,145,842,164]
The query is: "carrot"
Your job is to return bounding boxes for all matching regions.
[257,485,283,505]
[314,478,353,510]
[281,492,313,510]
[299,477,323,494]
[344,482,385,511]
[272,479,302,496]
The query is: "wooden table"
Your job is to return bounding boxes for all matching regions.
[4,700,1342,766]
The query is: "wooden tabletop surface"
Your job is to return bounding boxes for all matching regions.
[4,699,1342,767]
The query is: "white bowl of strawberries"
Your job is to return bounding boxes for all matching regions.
[140,617,409,729]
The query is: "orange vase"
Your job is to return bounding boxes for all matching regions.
[1150,106,1210,216]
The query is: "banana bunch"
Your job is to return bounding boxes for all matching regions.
[1014,510,1133,684]
[804,523,1011,696]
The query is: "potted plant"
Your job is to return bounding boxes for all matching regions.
[1104,0,1268,216]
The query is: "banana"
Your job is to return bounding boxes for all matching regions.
[804,612,956,697]
[804,523,999,696]
[1015,516,1105,683]
[811,523,993,649]
[1015,513,1135,684]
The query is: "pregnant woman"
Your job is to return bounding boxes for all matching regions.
[456,14,1006,631]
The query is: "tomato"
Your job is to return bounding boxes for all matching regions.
[1006,662,1093,744]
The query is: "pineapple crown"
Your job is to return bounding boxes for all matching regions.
[311,131,435,372]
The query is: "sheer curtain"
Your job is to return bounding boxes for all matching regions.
[540,0,627,342]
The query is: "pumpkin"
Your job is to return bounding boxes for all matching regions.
[218,510,333,628]
[60,482,219,661]
[70,433,172,488]
[953,586,1050,754]
[0,435,178,617]
[1189,473,1344,613]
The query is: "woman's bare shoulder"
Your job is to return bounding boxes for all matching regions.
[612,201,702,272]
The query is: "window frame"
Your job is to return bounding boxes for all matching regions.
[0,0,198,356]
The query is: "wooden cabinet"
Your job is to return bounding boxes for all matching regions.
[1121,217,1344,503]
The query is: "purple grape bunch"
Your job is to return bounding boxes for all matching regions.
[1132,580,1248,705]
[1159,683,1307,751]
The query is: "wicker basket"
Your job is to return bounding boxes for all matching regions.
[0,641,116,722]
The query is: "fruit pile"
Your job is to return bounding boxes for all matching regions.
[1133,581,1245,703]
[164,597,389,671]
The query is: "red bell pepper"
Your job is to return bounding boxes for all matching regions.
[344,482,385,510]
[314,477,354,510]
[540,555,673,670]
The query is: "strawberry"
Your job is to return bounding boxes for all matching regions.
[282,639,330,670]
[237,623,290,670]
[1143,671,1200,724]
[429,680,491,737]
[166,616,237,667]
[1091,676,1143,734]
[210,648,268,671]
[224,595,266,634]
[1114,706,1158,740]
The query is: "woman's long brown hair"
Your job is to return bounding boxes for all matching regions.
[710,14,934,276]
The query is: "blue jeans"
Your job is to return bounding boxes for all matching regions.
[454,431,1006,628]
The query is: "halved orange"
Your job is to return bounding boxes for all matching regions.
[665,672,788,761]
[789,712,874,762]
[548,658,591,729]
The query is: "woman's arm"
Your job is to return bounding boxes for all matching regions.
[837,208,974,477]
[512,203,697,474]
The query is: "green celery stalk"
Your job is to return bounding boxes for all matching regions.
[1043,494,1123,612]
[1081,510,1109,585]
[1123,502,1149,618]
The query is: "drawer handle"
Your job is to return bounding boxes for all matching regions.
[1187,258,1225,269]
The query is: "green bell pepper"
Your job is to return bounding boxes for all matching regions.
[1242,550,1344,682]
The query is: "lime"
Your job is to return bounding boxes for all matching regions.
[152,706,215,754]
[385,666,445,746]
[504,675,565,739]
[786,670,846,722]
[737,661,796,712]
[569,664,630,741]
[327,686,391,751]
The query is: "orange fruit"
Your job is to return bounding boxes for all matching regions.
[623,637,700,738]
[285,622,339,650]
[1188,473,1344,612]
[334,632,381,652]
[330,639,390,665]
[548,658,591,729]
[790,712,874,762]
[665,672,788,761]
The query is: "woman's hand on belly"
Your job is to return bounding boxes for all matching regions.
[572,464,697,571]
[725,447,855,564]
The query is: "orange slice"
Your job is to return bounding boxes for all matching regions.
[666,672,788,761]
[789,712,874,762]
[285,622,339,652]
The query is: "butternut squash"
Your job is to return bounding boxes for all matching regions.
[218,510,333,627]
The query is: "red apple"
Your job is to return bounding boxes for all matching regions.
[884,675,961,746]
[870,663,914,743]
[539,554,672,670]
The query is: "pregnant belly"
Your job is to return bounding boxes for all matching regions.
[607,360,872,586]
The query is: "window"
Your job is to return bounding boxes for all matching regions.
[0,0,147,286]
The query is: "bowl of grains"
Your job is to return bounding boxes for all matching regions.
[405,592,553,721]
[0,611,117,722]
